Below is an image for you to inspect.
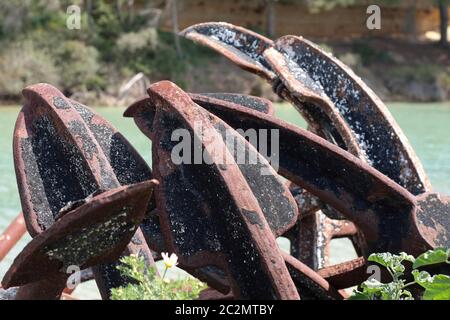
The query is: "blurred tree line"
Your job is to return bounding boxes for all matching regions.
[0,0,447,101]
[0,0,212,100]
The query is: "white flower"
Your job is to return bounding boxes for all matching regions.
[161,252,178,269]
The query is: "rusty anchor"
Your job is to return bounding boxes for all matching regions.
[180,22,429,191]
[180,22,438,271]
[126,80,299,299]
[190,92,363,268]
[1,181,155,299]
[9,83,158,299]
[176,90,450,284]
[125,81,350,299]
[0,22,447,300]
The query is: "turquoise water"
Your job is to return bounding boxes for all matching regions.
[0,102,449,298]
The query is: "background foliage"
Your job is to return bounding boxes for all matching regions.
[0,0,447,103]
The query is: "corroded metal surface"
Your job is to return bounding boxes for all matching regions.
[180,22,359,155]
[125,95,299,240]
[14,275,68,300]
[180,22,275,81]
[169,93,448,256]
[2,181,155,296]
[127,80,299,299]
[181,22,435,272]
[317,257,368,289]
[0,22,447,299]
[286,182,366,268]
[270,36,430,194]
[126,82,376,299]
[12,83,157,299]
[194,93,274,115]
[181,22,430,193]
[181,22,430,192]
[281,251,346,300]
[126,92,299,295]
[198,288,234,300]
[126,80,449,296]
[285,210,357,269]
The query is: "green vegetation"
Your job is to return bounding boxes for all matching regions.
[351,41,393,65]
[351,248,450,300]
[111,254,207,300]
[0,0,213,100]
[388,64,443,83]
[0,1,447,103]
[112,248,450,300]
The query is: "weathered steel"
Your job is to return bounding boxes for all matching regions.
[285,210,357,269]
[14,275,68,300]
[2,22,446,299]
[126,84,368,299]
[282,251,346,300]
[181,22,434,272]
[192,251,349,300]
[2,181,155,299]
[128,86,449,291]
[180,22,359,154]
[198,288,234,300]
[126,92,299,294]
[12,83,157,299]
[196,93,275,115]
[137,209,233,293]
[317,257,368,289]
[286,180,366,267]
[127,80,299,299]
[0,213,26,262]
[172,93,449,257]
[181,22,430,189]
[189,77,364,266]
[268,36,430,194]
[180,22,275,81]
[187,92,365,267]
[141,211,349,299]
[125,94,296,237]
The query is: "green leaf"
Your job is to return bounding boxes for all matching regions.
[422,274,450,300]
[412,269,433,287]
[368,252,414,279]
[399,252,416,264]
[413,248,450,269]
[352,249,450,301]
[348,290,372,300]
[360,278,385,296]
[378,281,409,300]
[111,255,206,300]
[355,278,410,300]
[399,289,414,300]
[368,252,394,268]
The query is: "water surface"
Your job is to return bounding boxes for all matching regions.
[0,102,449,298]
